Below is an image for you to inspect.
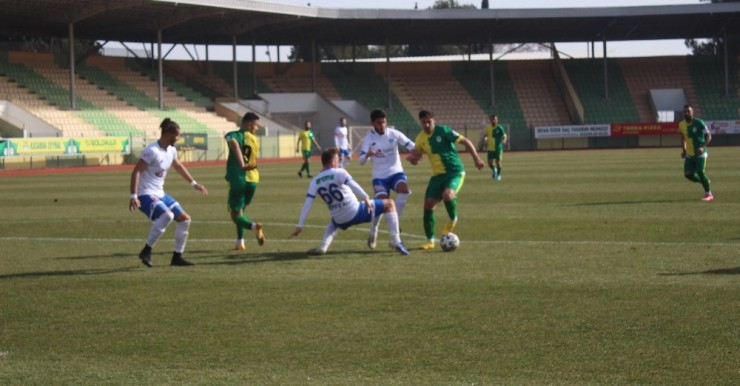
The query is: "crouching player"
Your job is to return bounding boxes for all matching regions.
[289,148,410,256]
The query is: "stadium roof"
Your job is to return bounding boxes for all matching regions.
[1,0,739,46]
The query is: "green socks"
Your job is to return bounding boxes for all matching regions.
[423,209,435,240]
[233,214,253,239]
[444,199,458,222]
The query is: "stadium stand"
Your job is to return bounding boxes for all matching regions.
[132,61,215,110]
[10,55,148,137]
[508,59,571,127]
[452,61,527,130]
[209,61,273,99]
[84,56,235,135]
[687,55,739,120]
[258,62,343,100]
[164,61,231,103]
[561,58,640,124]
[3,47,737,148]
[1,54,105,137]
[322,62,418,137]
[388,62,486,134]
[619,56,699,122]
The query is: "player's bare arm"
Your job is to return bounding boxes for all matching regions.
[128,159,148,211]
[173,159,208,197]
[406,148,423,165]
[460,137,485,170]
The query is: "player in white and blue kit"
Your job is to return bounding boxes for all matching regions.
[334,117,351,168]
[129,118,208,267]
[289,148,409,256]
[358,109,415,249]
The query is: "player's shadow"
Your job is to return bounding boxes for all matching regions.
[200,248,382,266]
[60,252,134,260]
[0,267,138,280]
[659,266,740,276]
[46,249,395,269]
[574,199,681,206]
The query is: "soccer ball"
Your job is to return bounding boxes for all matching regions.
[439,232,460,252]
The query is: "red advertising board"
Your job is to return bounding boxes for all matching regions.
[611,122,678,136]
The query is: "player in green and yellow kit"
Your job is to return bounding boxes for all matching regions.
[678,104,713,201]
[296,120,322,178]
[225,112,266,250]
[483,114,508,180]
[407,110,485,250]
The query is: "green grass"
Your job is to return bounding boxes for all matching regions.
[1,148,739,385]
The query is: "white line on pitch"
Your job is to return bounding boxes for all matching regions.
[0,236,737,247]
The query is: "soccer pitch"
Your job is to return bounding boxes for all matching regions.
[1,147,738,384]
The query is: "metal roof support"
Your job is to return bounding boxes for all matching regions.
[602,37,609,101]
[351,44,356,74]
[489,37,495,108]
[386,40,392,110]
[252,37,258,97]
[723,30,729,97]
[182,44,199,63]
[232,35,238,100]
[311,39,317,94]
[157,29,164,110]
[68,22,77,111]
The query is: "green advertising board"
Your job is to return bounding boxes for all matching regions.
[175,133,208,150]
[0,137,130,157]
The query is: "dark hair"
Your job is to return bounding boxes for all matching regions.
[321,147,339,166]
[490,114,498,119]
[160,118,180,134]
[418,110,434,119]
[370,109,386,122]
[242,112,259,123]
[684,104,692,109]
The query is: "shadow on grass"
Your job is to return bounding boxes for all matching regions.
[0,267,138,280]
[574,199,682,206]
[61,252,134,260]
[199,248,383,266]
[660,266,740,276]
[47,248,394,271]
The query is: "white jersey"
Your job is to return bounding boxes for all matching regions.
[359,128,415,179]
[334,125,350,150]
[297,168,369,226]
[138,141,177,197]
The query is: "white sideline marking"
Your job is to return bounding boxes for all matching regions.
[0,236,737,247]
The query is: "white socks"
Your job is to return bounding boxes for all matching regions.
[395,193,410,217]
[384,211,401,245]
[370,213,383,236]
[147,212,191,253]
[319,222,339,252]
[174,219,191,253]
[147,211,174,247]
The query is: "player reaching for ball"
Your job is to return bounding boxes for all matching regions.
[406,110,484,250]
